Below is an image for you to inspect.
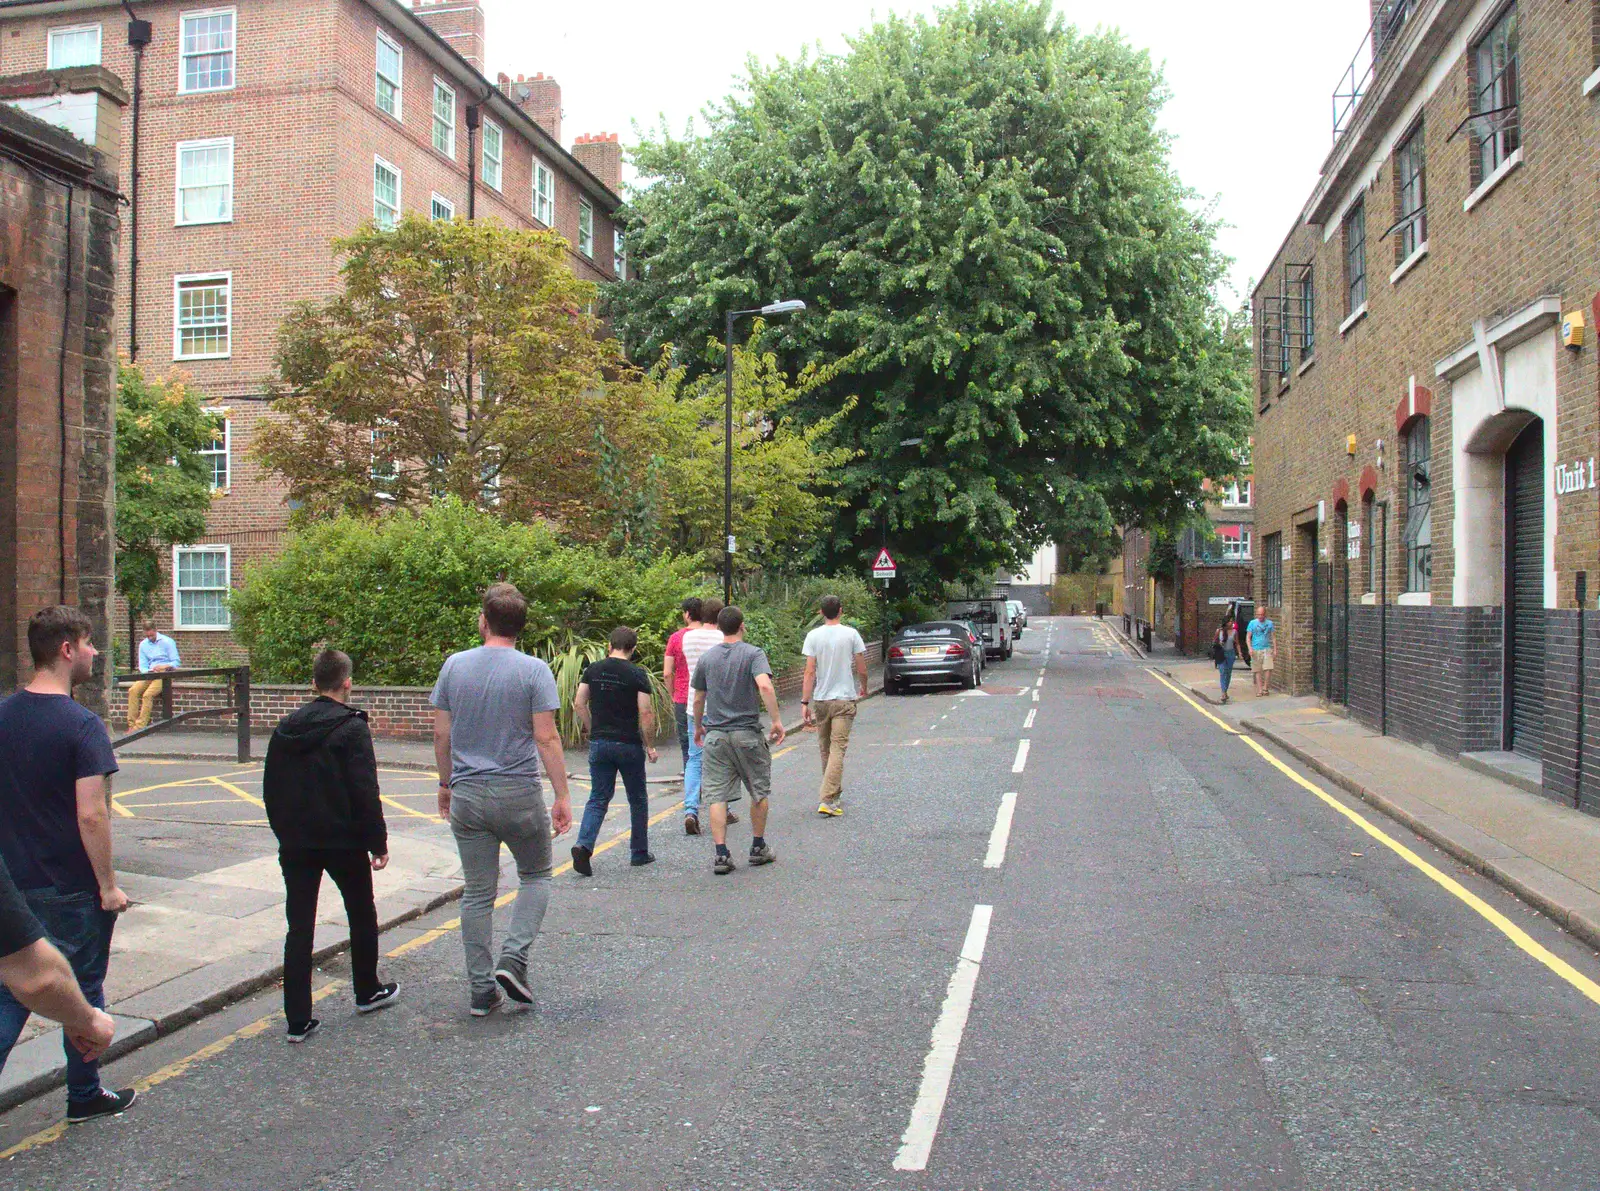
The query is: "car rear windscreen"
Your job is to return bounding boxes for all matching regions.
[900,624,964,639]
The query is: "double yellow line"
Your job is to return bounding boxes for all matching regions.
[1144,667,1600,1008]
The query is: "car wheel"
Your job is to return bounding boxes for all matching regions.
[960,660,977,690]
[975,660,984,687]
[884,677,900,696]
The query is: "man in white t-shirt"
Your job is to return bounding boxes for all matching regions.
[800,595,868,817]
[679,597,733,836]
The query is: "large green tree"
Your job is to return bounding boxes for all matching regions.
[608,0,1252,582]
[114,362,215,664]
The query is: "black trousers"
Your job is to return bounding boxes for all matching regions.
[280,848,380,1026]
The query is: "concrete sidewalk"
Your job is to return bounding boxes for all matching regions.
[1161,659,1600,960]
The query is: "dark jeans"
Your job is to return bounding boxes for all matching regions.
[0,886,114,1102]
[673,701,690,772]
[280,848,380,1026]
[578,739,650,857]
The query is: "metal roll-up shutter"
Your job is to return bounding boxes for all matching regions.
[1507,421,1545,759]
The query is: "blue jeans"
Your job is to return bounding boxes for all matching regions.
[684,713,704,815]
[1218,649,1236,694]
[578,739,651,858]
[0,886,114,1102]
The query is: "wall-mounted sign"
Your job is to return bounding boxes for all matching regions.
[1347,519,1362,560]
[1555,458,1597,497]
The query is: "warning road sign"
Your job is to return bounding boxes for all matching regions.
[872,547,897,579]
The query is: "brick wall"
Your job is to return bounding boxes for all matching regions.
[0,76,124,712]
[116,643,888,740]
[1343,603,1503,756]
[1178,564,1254,656]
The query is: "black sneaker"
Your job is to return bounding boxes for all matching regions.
[713,852,736,876]
[356,982,400,1014]
[67,1087,137,1123]
[684,814,700,836]
[570,844,593,877]
[748,842,777,867]
[285,1019,321,1044]
[494,958,534,1005]
[631,852,656,867]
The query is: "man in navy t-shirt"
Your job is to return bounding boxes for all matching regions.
[0,606,136,1125]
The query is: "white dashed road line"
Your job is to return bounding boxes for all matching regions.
[1012,739,1030,773]
[983,792,1018,869]
[893,903,995,1172]
[1023,709,1036,730]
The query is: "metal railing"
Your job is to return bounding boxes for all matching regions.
[111,666,252,762]
[1332,0,1417,140]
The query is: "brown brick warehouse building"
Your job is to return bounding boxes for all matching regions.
[0,0,630,671]
[1252,0,1600,807]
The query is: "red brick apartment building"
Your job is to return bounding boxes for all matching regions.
[0,0,630,666]
[1252,0,1600,807]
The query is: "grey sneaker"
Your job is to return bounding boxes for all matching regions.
[470,988,504,1017]
[748,842,776,866]
[494,958,534,1005]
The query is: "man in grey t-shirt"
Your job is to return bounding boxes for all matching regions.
[692,605,786,876]
[431,583,571,1016]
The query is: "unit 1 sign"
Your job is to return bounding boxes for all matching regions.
[1555,458,1597,497]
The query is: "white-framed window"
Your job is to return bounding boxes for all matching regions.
[175,137,233,225]
[613,227,626,278]
[200,410,229,490]
[532,159,554,225]
[431,78,455,157]
[375,30,402,118]
[173,545,231,629]
[173,273,231,360]
[371,419,398,501]
[430,193,454,221]
[480,118,503,191]
[47,24,101,68]
[179,9,236,94]
[1222,479,1252,508]
[578,199,594,257]
[1221,527,1252,562]
[373,156,400,229]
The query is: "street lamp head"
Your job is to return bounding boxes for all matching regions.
[760,299,807,316]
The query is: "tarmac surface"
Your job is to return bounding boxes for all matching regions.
[6,616,1600,1188]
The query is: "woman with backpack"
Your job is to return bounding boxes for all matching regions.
[1211,617,1239,704]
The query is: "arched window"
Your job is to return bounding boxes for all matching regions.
[1403,417,1432,592]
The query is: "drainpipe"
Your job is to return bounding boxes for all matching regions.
[1378,500,1389,736]
[1577,571,1588,809]
[57,181,75,603]
[465,104,479,220]
[123,5,150,360]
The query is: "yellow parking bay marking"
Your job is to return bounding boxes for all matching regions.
[380,794,436,821]
[0,981,346,1160]
[208,775,264,808]
[121,797,250,809]
[1143,667,1600,1010]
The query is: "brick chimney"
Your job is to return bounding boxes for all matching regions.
[571,132,621,193]
[497,71,561,141]
[410,0,485,69]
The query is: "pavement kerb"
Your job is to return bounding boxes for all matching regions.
[0,883,466,1113]
[1238,715,1600,958]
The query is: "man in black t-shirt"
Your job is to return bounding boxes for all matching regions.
[0,606,136,1124]
[570,627,658,875]
[0,856,115,1067]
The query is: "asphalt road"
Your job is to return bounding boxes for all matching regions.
[7,616,1600,1188]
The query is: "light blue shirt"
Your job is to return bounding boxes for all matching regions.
[1247,618,1275,653]
[138,633,181,673]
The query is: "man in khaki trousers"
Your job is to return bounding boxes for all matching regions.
[800,595,868,817]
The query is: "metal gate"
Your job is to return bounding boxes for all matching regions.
[1312,561,1349,703]
[1506,421,1545,758]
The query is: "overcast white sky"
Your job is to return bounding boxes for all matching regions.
[482,1,1373,304]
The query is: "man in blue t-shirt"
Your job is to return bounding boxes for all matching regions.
[0,606,136,1125]
[1247,613,1276,698]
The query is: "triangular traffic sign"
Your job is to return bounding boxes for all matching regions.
[872,547,896,571]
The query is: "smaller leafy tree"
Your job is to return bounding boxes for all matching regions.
[255,216,655,533]
[114,361,215,665]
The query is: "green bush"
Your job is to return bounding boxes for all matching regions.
[737,573,889,673]
[232,500,701,690]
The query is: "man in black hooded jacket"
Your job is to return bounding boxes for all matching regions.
[264,648,398,1042]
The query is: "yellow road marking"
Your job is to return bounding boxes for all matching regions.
[207,775,264,808]
[0,982,345,1160]
[120,797,248,809]
[379,794,435,821]
[114,770,259,800]
[1143,667,1600,1009]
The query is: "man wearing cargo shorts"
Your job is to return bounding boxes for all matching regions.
[692,605,787,876]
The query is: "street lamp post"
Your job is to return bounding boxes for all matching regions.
[723,299,806,604]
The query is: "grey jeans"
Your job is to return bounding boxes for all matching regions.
[448,777,554,996]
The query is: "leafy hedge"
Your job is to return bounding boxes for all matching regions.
[232,500,700,687]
